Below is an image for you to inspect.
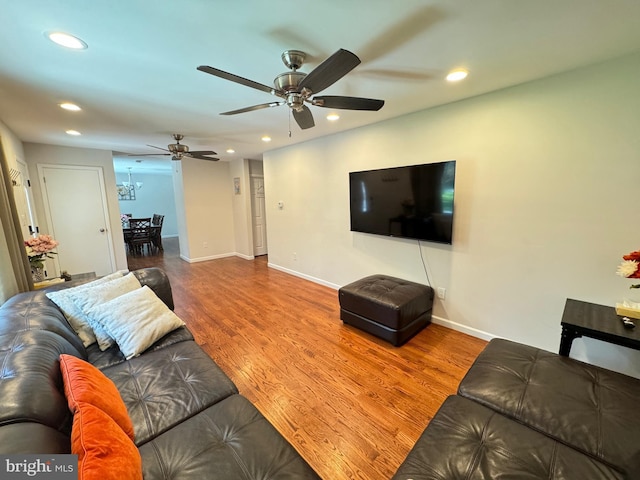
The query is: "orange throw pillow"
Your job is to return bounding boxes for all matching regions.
[72,402,142,480]
[59,354,134,441]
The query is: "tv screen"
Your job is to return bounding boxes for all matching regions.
[349,161,456,244]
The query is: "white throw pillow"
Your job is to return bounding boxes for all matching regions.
[73,273,142,350]
[86,285,185,359]
[46,271,127,346]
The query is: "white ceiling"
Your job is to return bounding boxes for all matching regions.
[1,1,639,173]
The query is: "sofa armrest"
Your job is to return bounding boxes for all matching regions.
[132,268,174,310]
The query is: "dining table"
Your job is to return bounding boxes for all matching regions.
[122,224,163,251]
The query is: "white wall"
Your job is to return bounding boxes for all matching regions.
[0,120,27,302]
[229,158,254,259]
[23,143,128,273]
[264,51,640,377]
[172,158,235,262]
[116,171,178,237]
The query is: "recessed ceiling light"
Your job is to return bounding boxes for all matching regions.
[47,32,88,50]
[446,69,468,82]
[59,102,81,111]
[326,113,340,121]
[65,129,81,136]
[226,148,235,154]
[261,136,271,142]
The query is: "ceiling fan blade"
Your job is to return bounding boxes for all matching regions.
[220,102,284,115]
[128,153,170,156]
[293,105,315,130]
[197,65,276,95]
[146,144,171,153]
[187,154,220,161]
[189,150,217,156]
[298,49,361,94]
[312,95,384,111]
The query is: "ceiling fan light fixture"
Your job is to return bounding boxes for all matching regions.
[226,149,235,154]
[446,69,468,82]
[326,113,340,121]
[65,129,81,136]
[47,32,88,50]
[261,136,272,143]
[59,102,81,111]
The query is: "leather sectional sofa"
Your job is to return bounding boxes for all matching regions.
[393,338,640,480]
[3,265,639,479]
[0,268,319,479]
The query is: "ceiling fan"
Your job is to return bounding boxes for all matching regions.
[197,49,385,130]
[132,134,219,161]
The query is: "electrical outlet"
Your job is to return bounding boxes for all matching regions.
[203,241,208,249]
[437,287,446,300]
[293,252,297,261]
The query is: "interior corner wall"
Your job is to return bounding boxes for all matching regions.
[264,51,640,377]
[174,158,235,262]
[229,158,254,259]
[22,142,128,273]
[0,119,26,302]
[0,120,26,172]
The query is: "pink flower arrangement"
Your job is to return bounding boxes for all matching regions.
[24,234,58,268]
[616,250,640,289]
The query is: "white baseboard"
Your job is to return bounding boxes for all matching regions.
[179,252,255,263]
[268,262,341,290]
[431,315,496,342]
[267,262,496,343]
[180,252,236,263]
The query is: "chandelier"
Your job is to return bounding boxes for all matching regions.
[117,167,142,200]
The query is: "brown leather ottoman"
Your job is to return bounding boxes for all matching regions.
[338,275,434,346]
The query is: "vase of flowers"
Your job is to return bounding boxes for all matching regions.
[616,250,640,308]
[25,234,58,282]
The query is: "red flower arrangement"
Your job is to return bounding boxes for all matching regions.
[616,250,640,289]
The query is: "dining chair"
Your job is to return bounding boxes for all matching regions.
[151,214,165,251]
[127,217,153,255]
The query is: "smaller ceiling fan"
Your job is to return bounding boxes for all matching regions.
[131,134,219,161]
[197,48,385,130]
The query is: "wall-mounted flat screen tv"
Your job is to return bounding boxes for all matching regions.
[349,160,456,244]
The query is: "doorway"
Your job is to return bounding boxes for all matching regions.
[251,175,268,256]
[38,164,116,277]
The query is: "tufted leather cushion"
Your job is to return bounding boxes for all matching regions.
[458,338,640,474]
[339,274,433,345]
[0,330,84,433]
[0,423,70,454]
[132,268,174,311]
[393,395,624,480]
[339,275,433,329]
[139,394,320,480]
[102,340,238,445]
[0,289,87,353]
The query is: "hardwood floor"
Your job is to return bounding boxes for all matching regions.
[128,238,487,479]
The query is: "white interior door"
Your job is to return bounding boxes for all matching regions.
[251,176,268,256]
[38,164,116,277]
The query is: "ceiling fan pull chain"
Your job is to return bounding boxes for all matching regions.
[288,109,292,138]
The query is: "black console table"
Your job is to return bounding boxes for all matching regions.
[560,298,640,356]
